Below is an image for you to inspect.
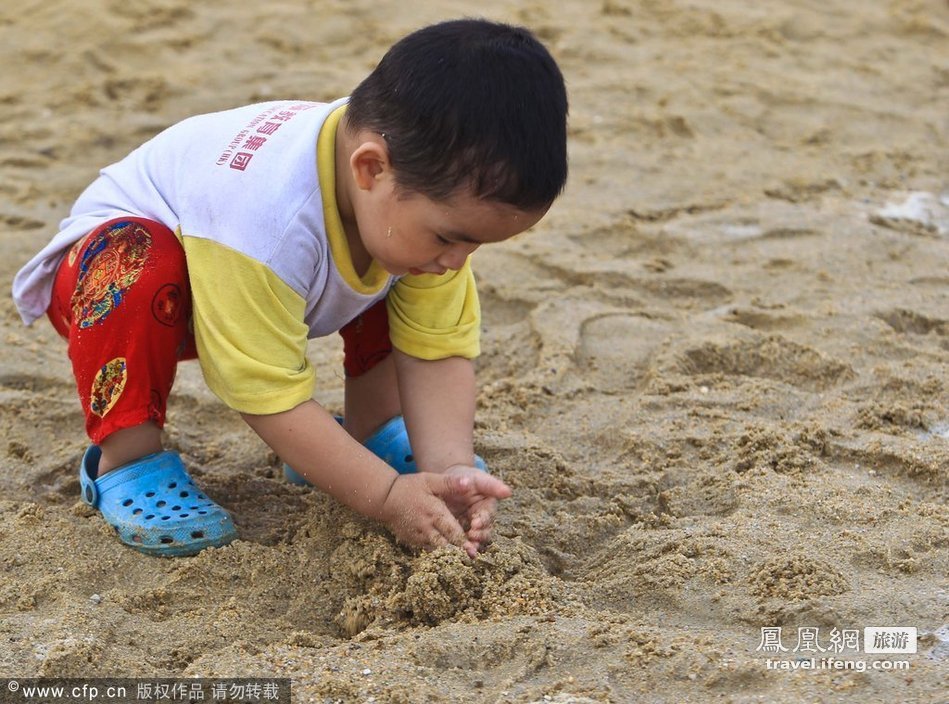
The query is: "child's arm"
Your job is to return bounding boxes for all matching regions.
[241,399,508,555]
[393,350,503,550]
[393,351,479,471]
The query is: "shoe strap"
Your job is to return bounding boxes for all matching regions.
[79,446,102,507]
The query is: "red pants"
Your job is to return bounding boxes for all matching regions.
[48,218,391,444]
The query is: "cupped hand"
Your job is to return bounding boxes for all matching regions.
[439,464,512,555]
[378,470,512,557]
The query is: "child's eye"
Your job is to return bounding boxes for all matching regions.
[435,234,451,245]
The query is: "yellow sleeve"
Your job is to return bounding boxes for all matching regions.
[386,258,481,360]
[184,237,315,414]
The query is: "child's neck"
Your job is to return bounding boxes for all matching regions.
[343,219,371,277]
[335,117,372,277]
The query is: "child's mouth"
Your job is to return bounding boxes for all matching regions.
[409,267,446,276]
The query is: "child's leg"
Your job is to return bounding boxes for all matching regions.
[339,299,402,443]
[49,217,196,474]
[49,218,236,556]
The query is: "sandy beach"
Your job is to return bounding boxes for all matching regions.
[1,0,947,702]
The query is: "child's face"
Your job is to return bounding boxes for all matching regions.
[361,187,547,277]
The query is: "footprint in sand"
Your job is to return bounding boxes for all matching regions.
[675,332,854,391]
[875,308,948,352]
[576,313,673,393]
[875,308,947,337]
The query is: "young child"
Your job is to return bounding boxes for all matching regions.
[11,19,568,558]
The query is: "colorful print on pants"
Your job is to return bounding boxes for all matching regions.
[48,218,197,445]
[72,221,152,329]
[90,357,128,417]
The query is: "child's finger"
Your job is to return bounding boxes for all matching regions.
[468,501,497,528]
[469,505,495,527]
[468,512,494,536]
[427,532,449,549]
[467,472,512,500]
[466,526,492,545]
[463,539,480,558]
[432,509,467,548]
[436,471,512,501]
[434,472,472,497]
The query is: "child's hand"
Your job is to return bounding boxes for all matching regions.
[439,465,512,555]
[379,471,512,557]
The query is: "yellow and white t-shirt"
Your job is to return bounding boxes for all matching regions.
[12,100,480,415]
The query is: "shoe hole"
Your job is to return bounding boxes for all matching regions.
[132,535,142,543]
[122,499,133,507]
[159,536,174,544]
[132,508,143,515]
[145,491,156,498]
[156,500,167,508]
[197,494,206,500]
[191,531,204,539]
[198,511,207,515]
[168,482,177,489]
[180,491,189,498]
[144,514,155,520]
[190,506,199,510]
[179,513,189,518]
[161,516,170,521]
[404,454,414,463]
[171,505,181,511]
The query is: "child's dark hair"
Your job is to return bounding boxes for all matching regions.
[346,18,568,210]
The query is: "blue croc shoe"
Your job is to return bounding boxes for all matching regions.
[79,446,238,557]
[283,415,487,485]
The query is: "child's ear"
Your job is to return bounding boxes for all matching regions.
[349,138,390,191]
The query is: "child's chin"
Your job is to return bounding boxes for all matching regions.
[380,263,409,276]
